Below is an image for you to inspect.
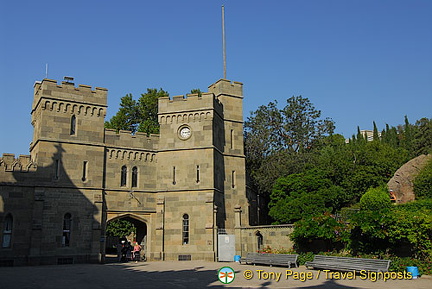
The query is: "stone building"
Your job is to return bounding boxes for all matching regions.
[0,77,263,265]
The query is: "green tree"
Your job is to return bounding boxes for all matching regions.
[190,89,202,96]
[106,219,136,238]
[105,88,169,135]
[372,121,379,142]
[413,159,432,199]
[269,168,345,223]
[244,97,334,196]
[105,94,138,132]
[137,88,169,135]
[412,117,432,156]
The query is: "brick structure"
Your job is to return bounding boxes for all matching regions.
[0,78,255,265]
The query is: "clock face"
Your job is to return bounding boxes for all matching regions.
[179,126,191,139]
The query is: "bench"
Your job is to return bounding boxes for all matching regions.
[305,255,391,272]
[240,253,298,268]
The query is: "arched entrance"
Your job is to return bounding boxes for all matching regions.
[106,215,148,258]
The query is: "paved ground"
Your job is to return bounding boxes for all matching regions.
[0,259,430,289]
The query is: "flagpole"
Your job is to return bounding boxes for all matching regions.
[222,5,227,79]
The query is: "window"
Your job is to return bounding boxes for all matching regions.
[62,213,72,247]
[231,170,236,188]
[182,214,189,245]
[2,214,13,248]
[131,166,138,188]
[196,165,200,183]
[70,115,76,135]
[54,159,60,180]
[121,165,127,187]
[230,129,234,149]
[172,166,176,185]
[82,161,88,182]
[256,231,263,251]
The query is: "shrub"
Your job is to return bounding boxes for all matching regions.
[359,186,392,211]
[413,159,432,199]
[290,212,350,253]
[349,202,432,260]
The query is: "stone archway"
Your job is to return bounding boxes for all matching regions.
[106,214,148,257]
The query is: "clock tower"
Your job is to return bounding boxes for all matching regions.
[155,79,248,261]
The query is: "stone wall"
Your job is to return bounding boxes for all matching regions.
[237,225,294,255]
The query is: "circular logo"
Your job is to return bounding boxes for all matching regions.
[217,266,235,284]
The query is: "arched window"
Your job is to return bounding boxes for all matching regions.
[182,214,189,245]
[256,231,263,251]
[131,166,138,188]
[121,165,127,187]
[70,115,76,135]
[2,214,13,248]
[62,213,72,247]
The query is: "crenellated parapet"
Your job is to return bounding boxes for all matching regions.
[0,153,37,172]
[32,79,107,114]
[104,129,159,150]
[158,92,223,122]
[208,79,243,98]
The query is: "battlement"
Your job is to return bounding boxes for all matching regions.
[104,129,159,150]
[0,153,37,172]
[208,79,243,98]
[158,92,223,116]
[33,79,107,111]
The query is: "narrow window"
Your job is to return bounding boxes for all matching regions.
[132,166,138,188]
[256,231,263,251]
[121,165,127,187]
[230,129,234,149]
[62,213,72,247]
[172,166,176,185]
[2,214,13,248]
[182,214,189,245]
[231,170,236,188]
[196,165,200,183]
[54,159,60,180]
[82,161,88,182]
[70,115,76,135]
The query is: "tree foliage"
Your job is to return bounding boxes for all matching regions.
[244,96,334,196]
[350,203,432,259]
[105,94,138,132]
[359,186,392,211]
[106,219,136,238]
[413,159,432,199]
[105,88,169,135]
[290,212,351,252]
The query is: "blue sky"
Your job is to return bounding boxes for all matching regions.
[1,0,431,156]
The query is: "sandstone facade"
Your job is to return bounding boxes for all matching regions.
[0,78,258,265]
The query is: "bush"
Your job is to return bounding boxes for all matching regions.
[389,256,432,275]
[350,201,432,260]
[290,212,350,253]
[359,186,392,211]
[414,159,432,199]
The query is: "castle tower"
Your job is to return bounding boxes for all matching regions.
[154,79,249,261]
[28,78,107,264]
[31,78,107,186]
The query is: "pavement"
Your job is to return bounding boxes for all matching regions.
[0,259,431,289]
